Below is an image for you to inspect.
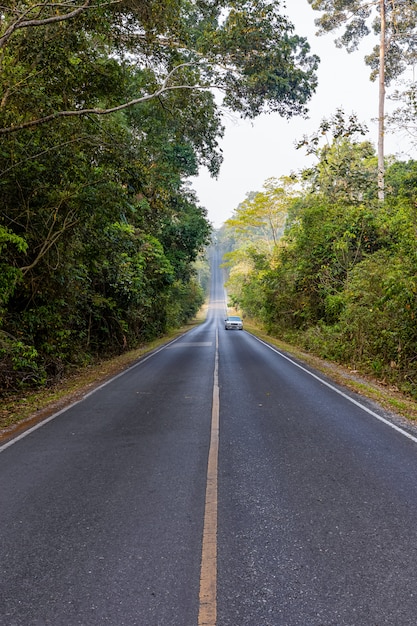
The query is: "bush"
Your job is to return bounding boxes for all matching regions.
[0,336,47,393]
[337,250,417,387]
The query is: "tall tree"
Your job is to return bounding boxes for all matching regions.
[296,108,378,203]
[0,0,321,390]
[222,176,297,314]
[308,0,417,201]
[0,0,319,134]
[225,176,296,250]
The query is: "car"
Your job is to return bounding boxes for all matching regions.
[224,315,243,330]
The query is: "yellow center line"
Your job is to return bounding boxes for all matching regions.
[198,328,219,626]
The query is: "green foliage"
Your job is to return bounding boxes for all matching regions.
[0,0,319,135]
[193,251,211,295]
[0,0,320,393]
[223,176,297,312]
[0,227,27,310]
[0,337,47,390]
[165,278,205,328]
[332,250,417,384]
[226,176,295,246]
[297,109,378,203]
[308,0,417,83]
[201,0,319,118]
[0,45,214,390]
[222,127,417,396]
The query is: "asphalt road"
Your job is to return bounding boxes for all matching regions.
[2,248,417,625]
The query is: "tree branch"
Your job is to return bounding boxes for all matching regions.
[0,63,215,135]
[0,1,99,50]
[20,210,79,275]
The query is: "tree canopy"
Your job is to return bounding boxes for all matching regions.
[308,0,417,199]
[0,0,319,392]
[0,0,319,133]
[222,126,417,398]
[308,0,417,82]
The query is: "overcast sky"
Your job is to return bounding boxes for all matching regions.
[191,0,416,229]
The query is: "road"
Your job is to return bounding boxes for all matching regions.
[2,248,417,625]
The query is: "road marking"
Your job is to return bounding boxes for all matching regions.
[198,328,219,626]
[251,335,417,445]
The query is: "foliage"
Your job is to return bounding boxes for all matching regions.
[226,176,296,247]
[0,227,27,310]
[308,0,417,83]
[0,0,319,134]
[337,251,417,375]
[221,129,417,397]
[307,0,417,201]
[222,176,297,312]
[0,0,318,393]
[296,109,378,203]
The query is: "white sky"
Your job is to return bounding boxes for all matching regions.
[191,0,416,228]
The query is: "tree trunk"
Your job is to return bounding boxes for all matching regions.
[378,0,386,202]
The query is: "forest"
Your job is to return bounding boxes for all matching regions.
[1,0,417,400]
[221,113,417,397]
[0,0,318,392]
[221,1,417,397]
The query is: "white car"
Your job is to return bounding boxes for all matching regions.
[224,316,243,330]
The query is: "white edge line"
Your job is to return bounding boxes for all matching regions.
[0,334,185,453]
[251,334,417,445]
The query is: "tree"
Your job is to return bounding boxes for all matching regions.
[222,176,297,315]
[225,176,296,250]
[296,108,378,202]
[308,0,417,201]
[0,0,321,391]
[0,72,215,388]
[223,133,382,330]
[0,0,319,134]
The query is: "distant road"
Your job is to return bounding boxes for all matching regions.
[2,247,417,625]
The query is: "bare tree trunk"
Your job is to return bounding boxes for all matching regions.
[378,0,386,202]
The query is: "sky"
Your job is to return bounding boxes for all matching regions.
[190,0,415,229]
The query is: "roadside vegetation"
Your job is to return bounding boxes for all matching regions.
[0,0,318,399]
[220,110,417,401]
[2,0,417,431]
[243,319,417,425]
[0,312,207,436]
[222,0,417,404]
